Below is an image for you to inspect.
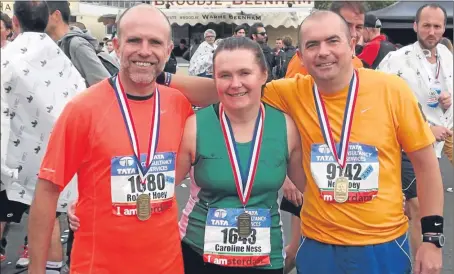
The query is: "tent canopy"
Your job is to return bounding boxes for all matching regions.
[370,1,453,29]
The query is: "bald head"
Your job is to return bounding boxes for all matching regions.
[117,4,172,41]
[298,10,351,47]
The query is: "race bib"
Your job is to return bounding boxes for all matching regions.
[310,143,379,203]
[203,208,271,267]
[111,152,175,217]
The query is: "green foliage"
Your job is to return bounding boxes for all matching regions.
[314,1,397,12]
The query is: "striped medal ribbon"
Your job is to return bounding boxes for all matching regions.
[113,75,161,184]
[220,103,265,238]
[313,70,359,203]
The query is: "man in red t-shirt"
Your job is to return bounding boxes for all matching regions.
[28,4,192,274]
[358,13,397,69]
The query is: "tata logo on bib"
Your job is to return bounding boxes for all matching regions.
[318,144,331,154]
[119,156,134,167]
[214,209,227,218]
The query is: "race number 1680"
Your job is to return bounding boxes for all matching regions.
[128,173,165,193]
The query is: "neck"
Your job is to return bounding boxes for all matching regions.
[223,102,261,125]
[370,33,380,41]
[0,39,6,48]
[51,24,70,42]
[419,41,437,60]
[119,71,156,97]
[315,66,354,94]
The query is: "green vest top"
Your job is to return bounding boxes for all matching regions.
[179,104,288,269]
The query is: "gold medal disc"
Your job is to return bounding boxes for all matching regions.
[136,194,151,221]
[334,177,349,203]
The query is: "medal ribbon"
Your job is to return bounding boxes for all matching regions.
[113,75,160,183]
[220,103,265,205]
[313,70,359,174]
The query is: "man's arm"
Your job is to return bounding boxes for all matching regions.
[167,73,218,107]
[71,38,111,86]
[28,179,61,274]
[407,146,443,217]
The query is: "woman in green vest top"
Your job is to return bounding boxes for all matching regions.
[176,37,307,274]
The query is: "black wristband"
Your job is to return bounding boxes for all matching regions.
[164,72,172,87]
[156,71,166,85]
[421,215,444,234]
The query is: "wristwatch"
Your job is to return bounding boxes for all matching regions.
[422,233,445,248]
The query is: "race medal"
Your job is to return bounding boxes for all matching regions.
[313,70,359,203]
[219,103,265,215]
[112,75,160,185]
[237,212,252,238]
[136,194,151,221]
[334,176,349,203]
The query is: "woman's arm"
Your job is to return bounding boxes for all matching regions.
[175,114,197,185]
[284,114,307,194]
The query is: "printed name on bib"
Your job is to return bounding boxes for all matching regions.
[203,208,271,267]
[311,143,379,203]
[111,152,175,217]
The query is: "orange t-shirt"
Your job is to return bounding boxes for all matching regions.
[263,69,435,245]
[285,54,364,78]
[39,79,193,274]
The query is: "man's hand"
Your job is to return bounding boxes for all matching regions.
[283,177,303,206]
[68,201,80,231]
[430,125,453,142]
[438,91,452,110]
[414,242,442,274]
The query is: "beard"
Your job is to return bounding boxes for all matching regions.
[418,34,441,50]
[120,59,165,85]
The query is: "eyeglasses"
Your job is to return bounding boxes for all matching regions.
[205,36,215,38]
[257,32,267,36]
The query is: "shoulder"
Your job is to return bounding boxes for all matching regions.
[159,85,192,107]
[69,79,114,110]
[266,73,311,91]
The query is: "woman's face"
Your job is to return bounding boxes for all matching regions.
[205,33,216,45]
[214,49,267,111]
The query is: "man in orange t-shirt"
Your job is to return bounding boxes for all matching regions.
[28,5,191,274]
[156,9,445,274]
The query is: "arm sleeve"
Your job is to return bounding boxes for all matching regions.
[70,38,111,86]
[393,76,436,153]
[261,79,293,113]
[358,43,380,68]
[38,99,91,190]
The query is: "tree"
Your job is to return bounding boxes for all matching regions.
[314,1,397,12]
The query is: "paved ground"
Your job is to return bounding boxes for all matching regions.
[1,157,452,274]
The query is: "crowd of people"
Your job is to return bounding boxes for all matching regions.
[0,1,452,274]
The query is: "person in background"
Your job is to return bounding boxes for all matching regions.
[358,13,397,69]
[440,37,453,52]
[105,39,114,53]
[1,1,85,272]
[275,37,283,52]
[285,1,365,78]
[45,1,113,86]
[275,36,297,79]
[378,3,453,259]
[0,12,12,48]
[173,38,188,57]
[189,29,217,78]
[249,22,275,82]
[234,24,246,37]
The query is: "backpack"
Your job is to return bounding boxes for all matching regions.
[63,36,119,76]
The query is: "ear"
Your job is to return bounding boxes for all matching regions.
[12,16,20,35]
[413,22,418,33]
[113,36,120,56]
[350,36,357,54]
[296,48,304,67]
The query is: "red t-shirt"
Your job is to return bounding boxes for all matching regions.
[39,79,193,274]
